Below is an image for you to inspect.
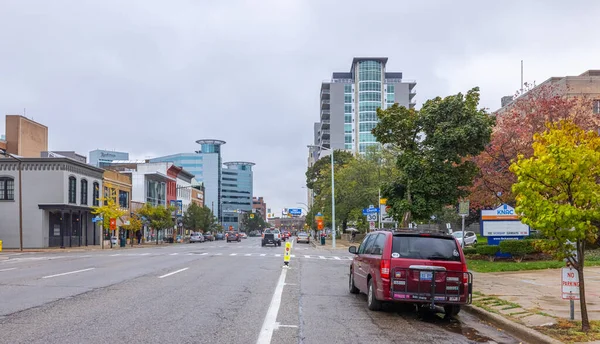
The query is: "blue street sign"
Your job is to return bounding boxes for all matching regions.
[362,207,380,215]
[288,208,302,216]
[92,216,103,223]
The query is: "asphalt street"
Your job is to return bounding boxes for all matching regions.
[0,237,525,344]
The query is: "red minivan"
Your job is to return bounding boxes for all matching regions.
[348,230,473,315]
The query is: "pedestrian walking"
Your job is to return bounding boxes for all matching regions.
[351,230,356,243]
[136,230,142,245]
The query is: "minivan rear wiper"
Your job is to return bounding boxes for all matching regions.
[426,255,453,261]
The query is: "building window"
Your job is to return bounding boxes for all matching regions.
[119,190,129,209]
[0,177,15,200]
[594,100,600,114]
[93,182,100,206]
[81,180,88,205]
[68,176,77,204]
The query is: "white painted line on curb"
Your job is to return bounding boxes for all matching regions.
[256,267,288,344]
[0,268,17,272]
[42,268,95,279]
[158,267,189,279]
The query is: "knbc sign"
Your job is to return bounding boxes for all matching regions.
[480,204,530,245]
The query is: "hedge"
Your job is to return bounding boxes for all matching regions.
[475,245,500,261]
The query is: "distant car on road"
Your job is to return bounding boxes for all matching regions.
[296,232,310,244]
[226,231,241,242]
[203,232,215,242]
[348,230,472,316]
[190,232,205,243]
[215,232,225,240]
[240,232,248,239]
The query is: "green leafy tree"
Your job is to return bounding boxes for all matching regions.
[240,212,268,233]
[183,203,216,232]
[372,88,494,226]
[122,213,143,247]
[138,204,176,244]
[305,150,354,196]
[510,120,600,332]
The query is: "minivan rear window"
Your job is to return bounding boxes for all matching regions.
[392,236,460,262]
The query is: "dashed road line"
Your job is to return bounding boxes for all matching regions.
[158,267,189,279]
[42,268,95,279]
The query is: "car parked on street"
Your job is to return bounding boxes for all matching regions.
[348,230,472,316]
[451,231,477,246]
[190,232,205,243]
[226,231,241,242]
[215,232,225,240]
[296,232,310,244]
[203,232,215,242]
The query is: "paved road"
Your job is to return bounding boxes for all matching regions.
[0,238,525,344]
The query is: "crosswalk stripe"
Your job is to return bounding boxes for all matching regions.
[319,256,326,259]
[169,253,178,256]
[304,255,311,258]
[260,254,266,256]
[244,253,252,256]
[334,257,341,260]
[230,253,237,256]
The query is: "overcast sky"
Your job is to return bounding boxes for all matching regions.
[1,0,599,215]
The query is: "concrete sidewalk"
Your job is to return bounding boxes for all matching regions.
[469,265,600,343]
[309,237,352,250]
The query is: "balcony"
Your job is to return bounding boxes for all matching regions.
[322,138,330,145]
[409,91,416,100]
[320,109,330,120]
[321,99,330,109]
[321,88,330,98]
[321,129,330,137]
[320,119,330,129]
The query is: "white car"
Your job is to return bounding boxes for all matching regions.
[452,231,477,246]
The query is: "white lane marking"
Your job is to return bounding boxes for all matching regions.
[260,254,266,257]
[214,253,222,256]
[230,253,238,256]
[140,253,150,256]
[256,267,288,344]
[319,256,326,259]
[158,267,189,279]
[245,253,252,256]
[0,267,17,272]
[275,254,281,257]
[200,252,208,255]
[277,324,298,328]
[334,257,341,260]
[169,253,179,256]
[110,254,121,256]
[304,255,311,258]
[42,268,95,279]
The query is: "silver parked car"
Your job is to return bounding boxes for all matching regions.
[190,232,205,243]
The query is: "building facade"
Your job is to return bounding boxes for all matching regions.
[221,161,254,231]
[0,157,103,248]
[252,196,267,220]
[150,139,226,222]
[314,57,416,157]
[496,70,600,115]
[191,184,205,207]
[102,170,132,240]
[4,115,48,158]
[89,149,129,167]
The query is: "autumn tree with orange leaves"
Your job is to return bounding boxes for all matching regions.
[468,83,600,210]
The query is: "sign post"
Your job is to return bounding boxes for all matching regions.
[562,267,580,320]
[458,201,469,248]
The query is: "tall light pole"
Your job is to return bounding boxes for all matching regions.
[1,148,23,251]
[307,145,336,249]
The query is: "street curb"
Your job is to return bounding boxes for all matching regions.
[463,304,563,344]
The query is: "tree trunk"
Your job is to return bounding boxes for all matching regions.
[577,240,590,332]
[402,183,412,227]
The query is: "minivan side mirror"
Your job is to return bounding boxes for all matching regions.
[348,246,358,254]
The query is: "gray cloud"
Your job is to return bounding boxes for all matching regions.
[1,0,598,214]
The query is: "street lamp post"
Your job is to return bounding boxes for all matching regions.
[307,145,336,249]
[1,148,23,251]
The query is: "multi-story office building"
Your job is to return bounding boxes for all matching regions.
[89,149,129,167]
[221,161,254,231]
[150,139,226,222]
[314,57,416,157]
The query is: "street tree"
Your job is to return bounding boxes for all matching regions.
[470,83,600,209]
[510,120,600,332]
[305,150,354,196]
[372,88,494,226]
[240,212,268,233]
[138,204,175,244]
[122,213,142,247]
[183,203,216,232]
[92,186,127,248]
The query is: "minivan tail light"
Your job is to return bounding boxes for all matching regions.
[380,259,391,279]
[462,264,469,283]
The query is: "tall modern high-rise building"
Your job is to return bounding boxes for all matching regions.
[89,149,129,167]
[150,139,226,222]
[221,161,254,231]
[314,57,416,157]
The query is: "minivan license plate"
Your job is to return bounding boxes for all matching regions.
[420,271,433,281]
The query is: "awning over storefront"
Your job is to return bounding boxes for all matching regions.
[38,204,94,211]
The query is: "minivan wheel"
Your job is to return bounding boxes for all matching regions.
[367,279,382,311]
[349,270,359,294]
[444,305,461,316]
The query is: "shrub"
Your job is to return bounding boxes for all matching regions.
[463,247,477,255]
[475,245,500,262]
[499,240,535,262]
